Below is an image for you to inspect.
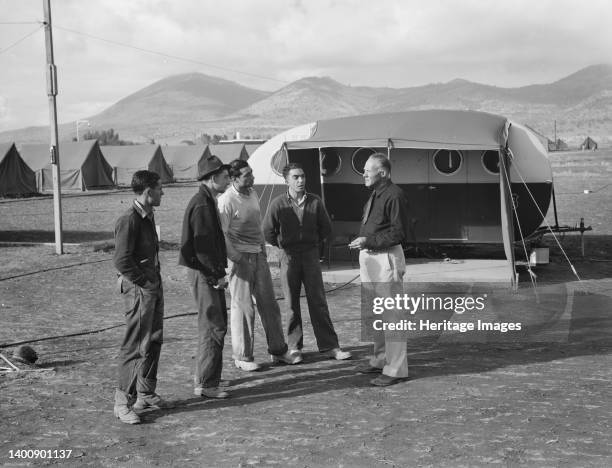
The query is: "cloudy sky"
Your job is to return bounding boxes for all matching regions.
[1,0,611,131]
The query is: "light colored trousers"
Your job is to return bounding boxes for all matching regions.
[359,244,409,378]
[228,251,288,361]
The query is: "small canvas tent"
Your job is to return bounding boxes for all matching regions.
[209,143,249,163]
[18,140,114,192]
[580,136,598,150]
[0,142,37,196]
[101,144,173,185]
[554,139,569,151]
[244,142,263,158]
[162,145,211,181]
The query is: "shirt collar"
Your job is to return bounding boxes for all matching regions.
[231,184,252,197]
[373,179,392,197]
[133,200,153,219]
[199,184,215,200]
[286,190,308,204]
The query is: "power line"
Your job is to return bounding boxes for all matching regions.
[54,24,289,85]
[0,21,42,25]
[0,24,43,55]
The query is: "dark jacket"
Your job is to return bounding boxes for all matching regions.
[113,203,160,287]
[179,184,227,280]
[359,180,410,250]
[263,192,332,253]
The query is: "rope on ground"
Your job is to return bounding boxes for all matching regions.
[0,273,361,349]
[0,259,113,282]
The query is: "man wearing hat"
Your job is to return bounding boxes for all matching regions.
[179,155,231,399]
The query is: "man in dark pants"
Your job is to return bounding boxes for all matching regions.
[263,162,351,361]
[113,170,165,424]
[179,155,231,399]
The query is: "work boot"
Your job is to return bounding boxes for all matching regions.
[114,405,141,424]
[113,389,140,424]
[234,359,261,372]
[194,386,230,399]
[323,348,352,360]
[270,350,303,365]
[133,393,170,410]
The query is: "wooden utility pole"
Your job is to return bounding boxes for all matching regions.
[43,0,63,254]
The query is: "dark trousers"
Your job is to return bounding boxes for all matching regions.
[117,277,164,398]
[280,248,339,352]
[189,269,227,388]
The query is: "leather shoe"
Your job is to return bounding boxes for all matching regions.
[355,363,382,374]
[113,405,141,424]
[270,350,303,365]
[370,374,408,386]
[234,359,261,371]
[323,348,352,360]
[194,387,230,399]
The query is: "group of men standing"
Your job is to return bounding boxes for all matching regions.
[112,152,410,424]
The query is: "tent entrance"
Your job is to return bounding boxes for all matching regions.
[427,149,468,241]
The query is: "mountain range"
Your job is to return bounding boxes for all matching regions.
[2,64,611,147]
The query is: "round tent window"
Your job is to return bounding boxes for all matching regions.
[320,149,342,176]
[433,149,462,175]
[351,147,377,175]
[270,148,288,176]
[482,150,500,175]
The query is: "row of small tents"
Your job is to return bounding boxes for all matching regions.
[0,140,261,196]
[547,136,598,152]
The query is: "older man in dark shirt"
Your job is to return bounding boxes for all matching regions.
[349,153,410,386]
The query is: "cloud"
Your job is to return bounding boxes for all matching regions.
[0,0,611,131]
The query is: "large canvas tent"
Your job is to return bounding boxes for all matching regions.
[101,144,173,185]
[18,140,114,192]
[0,142,37,196]
[209,143,249,163]
[250,110,554,285]
[162,145,211,181]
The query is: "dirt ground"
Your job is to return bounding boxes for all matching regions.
[1,237,612,467]
[1,150,611,466]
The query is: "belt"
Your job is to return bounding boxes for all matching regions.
[363,244,401,254]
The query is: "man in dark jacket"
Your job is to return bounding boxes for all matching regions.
[179,155,231,399]
[113,170,165,424]
[263,163,351,362]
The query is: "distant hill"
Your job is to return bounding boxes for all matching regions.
[2,64,611,147]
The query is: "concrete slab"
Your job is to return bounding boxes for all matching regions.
[322,258,513,284]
